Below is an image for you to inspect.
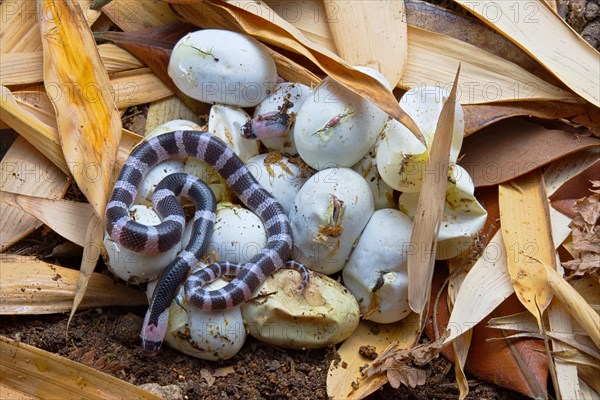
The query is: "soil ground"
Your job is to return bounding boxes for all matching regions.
[2,1,598,399]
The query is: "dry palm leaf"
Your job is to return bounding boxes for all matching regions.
[0,86,68,174]
[109,67,172,109]
[324,0,407,87]
[408,66,461,318]
[0,138,69,251]
[326,315,421,399]
[0,336,159,399]
[404,0,555,82]
[145,96,202,134]
[172,0,423,141]
[0,255,147,314]
[453,0,599,106]
[1,192,94,247]
[226,0,580,104]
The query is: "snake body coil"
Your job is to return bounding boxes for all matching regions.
[105,130,309,355]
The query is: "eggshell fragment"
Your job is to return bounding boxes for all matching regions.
[147,274,246,360]
[398,165,487,259]
[241,270,360,349]
[168,29,277,107]
[208,105,259,162]
[289,168,374,274]
[255,82,311,155]
[342,209,413,323]
[103,205,181,283]
[247,153,308,215]
[293,67,390,170]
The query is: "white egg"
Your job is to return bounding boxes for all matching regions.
[352,133,397,210]
[293,67,390,170]
[183,203,267,265]
[289,168,374,274]
[398,164,487,260]
[246,153,309,215]
[377,86,464,193]
[168,29,277,107]
[241,269,360,349]
[342,209,413,323]
[147,273,246,360]
[103,205,182,283]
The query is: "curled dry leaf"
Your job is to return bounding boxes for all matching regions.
[460,119,600,187]
[562,183,600,276]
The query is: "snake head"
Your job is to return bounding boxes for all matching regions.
[141,309,169,356]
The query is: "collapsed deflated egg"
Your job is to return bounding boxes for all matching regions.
[241,269,360,349]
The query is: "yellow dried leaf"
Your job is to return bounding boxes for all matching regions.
[0,255,147,314]
[38,0,121,217]
[327,315,421,399]
[499,170,555,330]
[0,336,159,399]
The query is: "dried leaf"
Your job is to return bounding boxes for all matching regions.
[1,192,94,247]
[460,119,600,187]
[550,160,600,218]
[562,188,600,276]
[99,0,179,31]
[0,335,158,399]
[0,137,69,251]
[499,170,555,329]
[453,0,599,106]
[326,316,421,399]
[427,268,549,398]
[462,101,596,136]
[324,0,407,87]
[0,255,147,314]
[548,264,600,349]
[39,0,121,217]
[408,66,460,317]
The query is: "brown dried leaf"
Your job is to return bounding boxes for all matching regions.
[460,119,600,187]
[387,367,427,389]
[562,188,600,276]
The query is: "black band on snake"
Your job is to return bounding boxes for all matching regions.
[105,130,310,355]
